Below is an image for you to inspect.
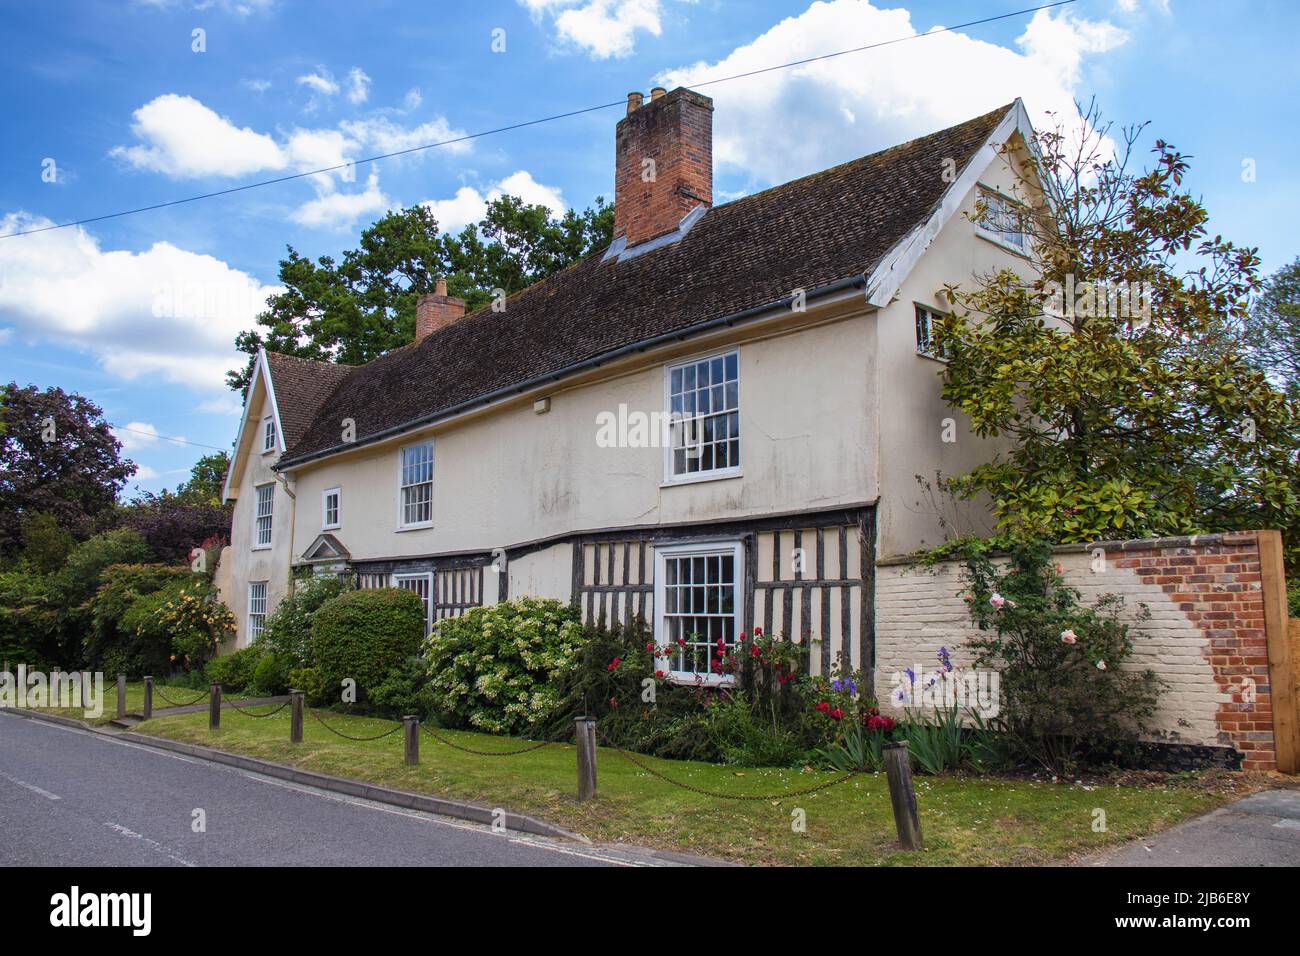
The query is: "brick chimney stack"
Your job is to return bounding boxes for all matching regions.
[614,87,713,249]
[415,278,465,341]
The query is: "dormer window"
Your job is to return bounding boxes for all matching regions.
[976,185,1027,253]
[262,415,277,453]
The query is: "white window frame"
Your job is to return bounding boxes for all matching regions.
[252,482,274,549]
[394,572,433,635]
[262,415,277,454]
[653,539,744,686]
[661,349,742,487]
[322,486,341,530]
[914,303,950,361]
[397,440,434,530]
[974,184,1029,256]
[247,581,268,643]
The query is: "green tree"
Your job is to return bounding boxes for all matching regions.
[0,383,136,556]
[176,451,231,505]
[936,104,1300,557]
[227,196,613,391]
[1241,257,1300,400]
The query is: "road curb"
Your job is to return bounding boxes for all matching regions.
[1,707,588,844]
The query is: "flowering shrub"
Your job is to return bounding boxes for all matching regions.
[956,537,1163,772]
[152,578,236,665]
[422,597,583,735]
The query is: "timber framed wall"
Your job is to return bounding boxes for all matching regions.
[569,505,877,681]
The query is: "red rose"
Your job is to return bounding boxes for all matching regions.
[754,626,763,636]
[829,708,843,721]
[655,670,664,679]
[645,642,654,651]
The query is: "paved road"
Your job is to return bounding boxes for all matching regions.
[1087,789,1300,867]
[0,712,632,867]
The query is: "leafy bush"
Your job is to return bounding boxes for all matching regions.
[249,652,289,697]
[313,588,424,703]
[0,569,59,669]
[257,573,352,670]
[423,597,582,734]
[288,666,328,706]
[146,577,235,668]
[47,529,153,664]
[956,538,1163,773]
[369,656,436,719]
[206,646,264,690]
[87,564,187,668]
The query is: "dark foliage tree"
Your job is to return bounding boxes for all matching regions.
[0,383,136,557]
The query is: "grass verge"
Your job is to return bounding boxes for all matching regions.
[132,708,1228,866]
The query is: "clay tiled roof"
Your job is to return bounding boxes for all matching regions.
[275,104,1011,467]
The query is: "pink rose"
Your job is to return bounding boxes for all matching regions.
[989,593,1006,609]
[1096,660,1107,671]
[1061,629,1078,644]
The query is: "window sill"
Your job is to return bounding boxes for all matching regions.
[251,545,272,552]
[322,523,341,532]
[665,672,736,688]
[395,523,434,532]
[975,229,1031,260]
[916,349,949,364]
[660,469,742,489]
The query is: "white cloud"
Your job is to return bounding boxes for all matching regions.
[403,88,423,111]
[290,171,390,229]
[0,211,281,394]
[131,465,161,481]
[338,115,472,156]
[346,67,371,105]
[296,71,340,96]
[113,421,163,450]
[108,94,470,227]
[109,94,285,178]
[657,0,1129,189]
[241,78,272,93]
[197,394,243,416]
[137,0,277,14]
[522,0,663,59]
[421,171,567,234]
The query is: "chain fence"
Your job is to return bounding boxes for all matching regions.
[420,723,553,756]
[593,724,859,801]
[220,695,290,719]
[308,709,403,742]
[151,685,210,708]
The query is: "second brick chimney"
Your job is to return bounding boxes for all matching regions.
[415,279,465,341]
[614,87,713,249]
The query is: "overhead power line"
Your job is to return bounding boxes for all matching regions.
[1,0,1076,241]
[111,423,229,452]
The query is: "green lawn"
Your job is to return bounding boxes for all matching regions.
[134,708,1227,866]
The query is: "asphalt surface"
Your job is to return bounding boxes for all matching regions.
[0,712,633,867]
[1087,789,1300,867]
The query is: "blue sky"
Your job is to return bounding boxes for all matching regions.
[1,0,1296,495]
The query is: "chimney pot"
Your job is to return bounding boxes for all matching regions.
[626,91,643,115]
[613,87,714,250]
[435,277,447,296]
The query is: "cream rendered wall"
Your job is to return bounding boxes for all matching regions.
[507,544,575,602]
[873,140,1038,559]
[224,378,294,647]
[285,315,877,564]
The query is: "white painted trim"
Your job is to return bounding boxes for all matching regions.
[322,486,341,530]
[661,347,741,485]
[247,580,268,646]
[393,571,434,634]
[864,99,1038,310]
[252,481,274,550]
[221,348,287,503]
[395,439,435,531]
[261,415,277,454]
[653,538,744,686]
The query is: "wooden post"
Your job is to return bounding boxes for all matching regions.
[208,683,221,730]
[290,690,304,743]
[116,674,126,719]
[1259,530,1299,773]
[403,716,419,766]
[575,717,597,802]
[884,741,923,851]
[142,677,153,720]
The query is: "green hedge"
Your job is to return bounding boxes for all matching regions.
[311,588,425,703]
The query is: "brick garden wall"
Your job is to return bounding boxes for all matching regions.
[874,532,1276,771]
